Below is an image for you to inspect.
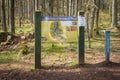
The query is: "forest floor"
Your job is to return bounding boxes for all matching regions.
[0,28,120,80]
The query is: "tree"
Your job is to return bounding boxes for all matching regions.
[67,0,69,16]
[95,0,100,35]
[68,0,71,16]
[11,0,15,33]
[86,8,91,48]
[18,0,23,27]
[109,0,112,23]
[74,0,78,16]
[47,0,54,16]
[89,0,96,38]
[7,0,10,29]
[35,0,39,10]
[85,0,97,48]
[111,0,117,28]
[2,0,7,32]
[27,0,30,19]
[0,0,1,22]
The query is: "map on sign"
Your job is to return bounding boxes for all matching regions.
[41,16,78,42]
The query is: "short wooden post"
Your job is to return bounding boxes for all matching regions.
[105,30,110,62]
[35,11,41,69]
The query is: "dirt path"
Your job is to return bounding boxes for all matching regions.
[0,62,120,80]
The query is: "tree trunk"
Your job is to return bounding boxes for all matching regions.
[67,0,69,16]
[42,0,46,15]
[71,0,73,16]
[89,10,95,38]
[96,0,100,35]
[47,0,54,16]
[11,0,15,33]
[33,0,35,23]
[27,0,30,19]
[109,1,112,23]
[35,0,39,10]
[0,0,1,24]
[19,0,23,27]
[74,0,78,16]
[62,0,65,16]
[111,0,117,28]
[2,0,7,32]
[69,0,71,16]
[86,12,91,48]
[50,0,54,16]
[7,0,10,28]
[89,0,96,38]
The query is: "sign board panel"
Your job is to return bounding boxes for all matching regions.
[41,16,78,42]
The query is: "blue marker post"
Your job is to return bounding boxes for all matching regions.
[105,30,110,62]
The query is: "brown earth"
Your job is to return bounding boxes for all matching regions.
[0,61,120,80]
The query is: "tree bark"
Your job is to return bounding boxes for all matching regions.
[86,12,91,48]
[2,0,7,32]
[96,0,100,35]
[62,0,65,16]
[0,0,1,24]
[111,0,117,28]
[56,0,59,16]
[11,0,15,33]
[47,0,54,16]
[74,0,78,16]
[89,0,96,38]
[67,0,69,16]
[109,1,112,23]
[35,0,39,10]
[7,0,10,28]
[69,0,71,16]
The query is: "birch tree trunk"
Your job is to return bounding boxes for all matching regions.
[89,0,96,38]
[69,0,71,16]
[111,0,117,28]
[96,0,100,35]
[86,11,91,48]
[74,0,78,16]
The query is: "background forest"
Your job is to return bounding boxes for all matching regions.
[0,0,120,80]
[0,0,120,34]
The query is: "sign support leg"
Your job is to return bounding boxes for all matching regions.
[35,11,41,69]
[78,11,85,65]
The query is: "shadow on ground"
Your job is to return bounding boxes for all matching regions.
[0,61,120,80]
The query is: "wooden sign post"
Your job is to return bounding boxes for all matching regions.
[78,11,85,65]
[35,11,41,69]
